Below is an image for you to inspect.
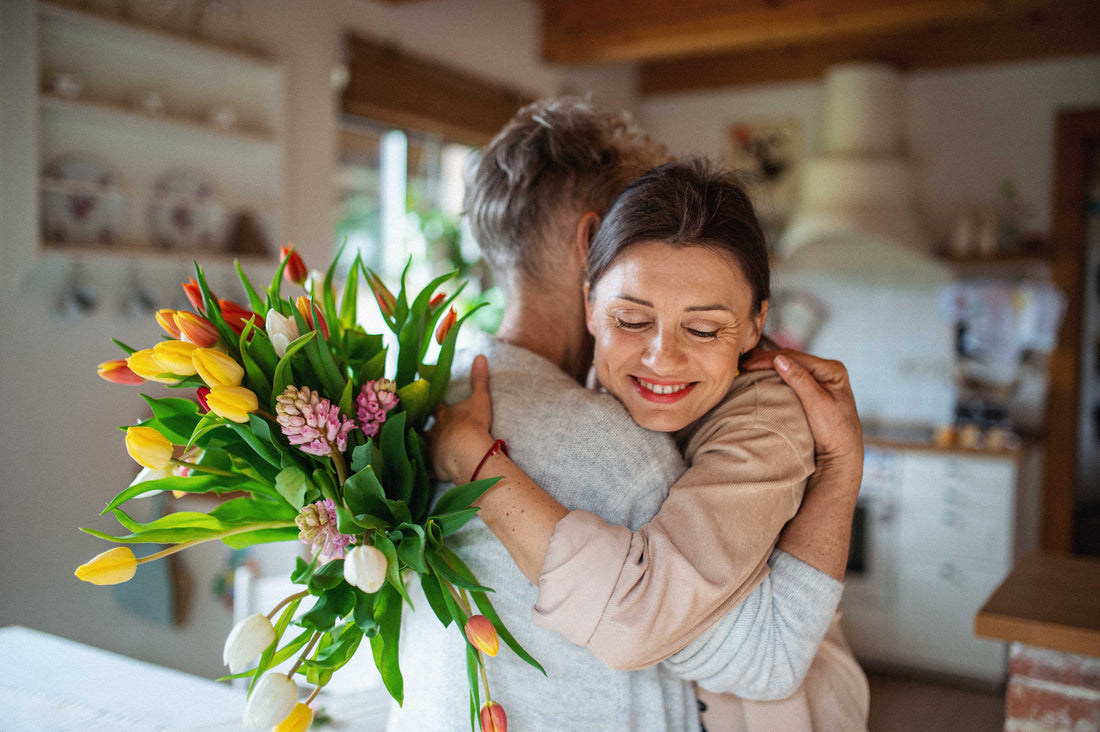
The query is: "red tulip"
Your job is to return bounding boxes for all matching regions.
[175,311,220,348]
[369,273,396,317]
[435,307,457,345]
[182,277,206,313]
[97,359,144,385]
[155,309,181,338]
[280,245,308,286]
[429,292,446,308]
[479,701,507,732]
[218,299,264,335]
[295,296,329,339]
[196,386,211,413]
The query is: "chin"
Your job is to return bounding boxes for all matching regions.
[630,409,692,434]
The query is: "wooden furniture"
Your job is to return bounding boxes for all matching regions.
[975,552,1100,657]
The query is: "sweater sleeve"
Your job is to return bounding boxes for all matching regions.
[533,373,815,670]
[660,549,843,700]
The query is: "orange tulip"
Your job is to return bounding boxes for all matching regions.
[217,299,263,335]
[369,273,396,317]
[429,292,446,308]
[155,309,181,338]
[479,701,507,732]
[97,359,144,385]
[182,277,206,313]
[280,245,308,286]
[464,614,499,657]
[175,311,220,347]
[295,296,329,339]
[435,307,457,345]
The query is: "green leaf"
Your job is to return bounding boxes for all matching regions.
[209,496,298,525]
[405,430,432,522]
[229,421,282,469]
[378,413,413,505]
[334,505,389,535]
[275,466,309,509]
[428,303,487,409]
[100,473,259,515]
[234,259,267,314]
[313,468,339,504]
[308,558,346,594]
[339,253,361,330]
[300,582,354,631]
[353,587,379,636]
[394,522,427,573]
[426,549,490,593]
[342,466,395,521]
[308,622,363,670]
[137,395,202,445]
[238,322,273,407]
[431,477,499,518]
[374,533,411,606]
[350,441,373,473]
[431,507,481,536]
[418,569,453,628]
[369,583,404,704]
[221,525,300,549]
[193,263,239,358]
[271,331,317,406]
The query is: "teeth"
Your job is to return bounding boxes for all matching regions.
[638,378,688,395]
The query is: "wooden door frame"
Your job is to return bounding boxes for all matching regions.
[1043,107,1100,553]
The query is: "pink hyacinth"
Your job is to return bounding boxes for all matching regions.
[356,379,399,439]
[296,499,355,561]
[275,385,357,457]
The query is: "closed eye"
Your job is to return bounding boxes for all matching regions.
[686,327,719,339]
[615,317,650,331]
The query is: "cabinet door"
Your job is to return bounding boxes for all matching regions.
[896,556,1009,681]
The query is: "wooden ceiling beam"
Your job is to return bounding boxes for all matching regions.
[540,0,1085,65]
[639,1,1100,93]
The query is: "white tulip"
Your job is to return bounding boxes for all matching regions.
[223,613,276,674]
[242,671,298,729]
[344,544,388,593]
[265,309,299,358]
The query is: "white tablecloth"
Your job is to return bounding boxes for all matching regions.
[0,626,391,731]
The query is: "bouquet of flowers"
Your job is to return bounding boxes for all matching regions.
[75,245,538,732]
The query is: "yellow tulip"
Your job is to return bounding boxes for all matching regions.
[126,349,178,384]
[152,340,199,376]
[192,348,244,387]
[464,614,500,657]
[205,385,258,423]
[273,702,314,732]
[74,546,137,585]
[125,426,174,470]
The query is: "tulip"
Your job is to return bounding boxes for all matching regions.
[126,349,179,384]
[273,702,313,732]
[219,299,264,335]
[242,672,298,729]
[343,544,387,593]
[192,348,244,387]
[429,292,446,308]
[480,701,507,732]
[266,309,299,358]
[196,386,211,413]
[152,340,199,376]
[97,358,144,385]
[295,296,328,339]
[280,245,308,287]
[74,546,137,585]
[464,615,500,657]
[435,306,457,345]
[175,311,220,348]
[126,426,174,470]
[155,309,182,338]
[223,613,276,674]
[182,277,206,313]
[205,385,258,423]
[369,273,396,317]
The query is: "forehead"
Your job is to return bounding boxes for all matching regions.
[595,241,751,299]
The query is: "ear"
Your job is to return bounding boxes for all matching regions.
[584,281,596,336]
[572,211,601,269]
[745,299,768,351]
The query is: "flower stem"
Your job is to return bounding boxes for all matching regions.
[288,631,321,676]
[305,685,323,705]
[331,448,348,487]
[169,458,235,477]
[133,521,296,566]
[266,589,309,621]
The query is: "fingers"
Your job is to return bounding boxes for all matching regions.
[774,353,831,413]
[470,354,490,396]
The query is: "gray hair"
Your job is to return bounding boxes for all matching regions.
[464,96,670,291]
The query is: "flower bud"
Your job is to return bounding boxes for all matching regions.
[75,546,137,585]
[429,292,446,308]
[182,277,206,313]
[125,426,173,470]
[205,385,258,423]
[196,386,211,413]
[435,306,457,345]
[480,701,507,732]
[152,340,199,376]
[265,309,300,358]
[242,672,298,729]
[223,613,276,674]
[126,349,179,384]
[219,299,264,335]
[280,245,308,287]
[295,296,328,339]
[464,615,500,657]
[155,309,182,338]
[97,358,144,385]
[175,311,220,348]
[192,348,245,387]
[343,544,387,593]
[274,702,314,732]
[369,273,396,317]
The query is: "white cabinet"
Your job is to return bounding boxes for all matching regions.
[33,0,285,262]
[840,445,1037,683]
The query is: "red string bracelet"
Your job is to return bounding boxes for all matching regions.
[471,439,509,482]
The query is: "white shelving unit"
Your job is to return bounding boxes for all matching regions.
[34,0,286,262]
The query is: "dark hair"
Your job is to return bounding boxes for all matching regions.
[586,157,771,314]
[464,96,670,291]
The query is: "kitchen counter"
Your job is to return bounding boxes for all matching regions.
[975,552,1100,656]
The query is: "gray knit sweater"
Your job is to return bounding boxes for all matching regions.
[385,334,839,731]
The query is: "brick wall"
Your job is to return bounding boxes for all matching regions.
[1005,643,1100,731]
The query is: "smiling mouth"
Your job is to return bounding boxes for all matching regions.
[633,376,696,401]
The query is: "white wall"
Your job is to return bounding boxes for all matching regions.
[0,0,632,678]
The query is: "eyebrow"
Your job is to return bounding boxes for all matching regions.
[611,294,733,313]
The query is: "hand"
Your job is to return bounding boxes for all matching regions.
[425,354,496,483]
[741,349,863,468]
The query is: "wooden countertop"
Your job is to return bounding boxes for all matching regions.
[975,552,1100,657]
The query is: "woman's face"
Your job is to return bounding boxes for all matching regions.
[586,240,767,433]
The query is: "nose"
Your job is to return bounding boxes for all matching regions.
[641,328,683,374]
